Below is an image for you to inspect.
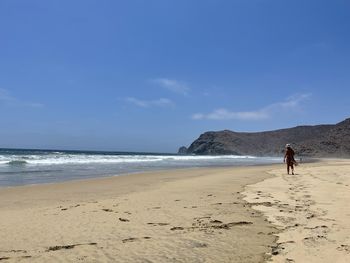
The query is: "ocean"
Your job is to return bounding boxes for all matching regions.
[0,148,282,187]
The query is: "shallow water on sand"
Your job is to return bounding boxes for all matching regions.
[0,148,281,186]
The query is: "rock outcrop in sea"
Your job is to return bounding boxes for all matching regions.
[177,146,188,155]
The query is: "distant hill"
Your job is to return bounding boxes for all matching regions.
[180,118,350,157]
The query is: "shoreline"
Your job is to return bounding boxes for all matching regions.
[0,150,283,188]
[0,162,284,190]
[0,165,279,262]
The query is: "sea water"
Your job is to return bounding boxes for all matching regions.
[0,148,281,187]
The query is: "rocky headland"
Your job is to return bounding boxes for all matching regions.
[180,118,350,157]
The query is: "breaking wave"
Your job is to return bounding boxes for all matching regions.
[0,153,260,166]
[0,149,282,187]
[6,160,28,165]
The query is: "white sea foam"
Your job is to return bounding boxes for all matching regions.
[0,150,283,187]
[0,153,264,166]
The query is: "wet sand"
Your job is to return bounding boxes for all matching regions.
[0,166,278,262]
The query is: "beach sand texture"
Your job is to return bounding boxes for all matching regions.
[244,160,350,263]
[0,166,277,262]
[1,160,349,262]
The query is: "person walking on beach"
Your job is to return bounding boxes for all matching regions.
[284,144,296,175]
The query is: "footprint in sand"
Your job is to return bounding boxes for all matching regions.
[212,221,253,229]
[270,240,296,256]
[0,249,27,253]
[147,222,169,226]
[276,216,295,224]
[122,237,151,243]
[46,243,97,251]
[308,226,330,239]
[170,227,185,231]
[210,219,223,224]
[190,241,208,248]
[305,225,328,230]
[270,244,284,256]
[122,238,138,243]
[193,217,253,230]
[337,244,350,253]
[304,212,316,219]
[303,235,329,247]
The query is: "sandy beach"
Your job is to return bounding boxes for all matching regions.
[0,166,277,262]
[1,161,350,262]
[244,159,350,263]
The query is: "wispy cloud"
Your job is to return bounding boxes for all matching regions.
[0,88,44,108]
[192,93,311,121]
[274,93,310,109]
[153,78,190,96]
[192,109,268,120]
[125,97,174,108]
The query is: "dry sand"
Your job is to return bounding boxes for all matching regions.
[0,166,277,263]
[244,159,350,263]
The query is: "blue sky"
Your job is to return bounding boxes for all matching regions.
[0,0,349,153]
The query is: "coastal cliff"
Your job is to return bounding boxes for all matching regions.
[181,118,350,157]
